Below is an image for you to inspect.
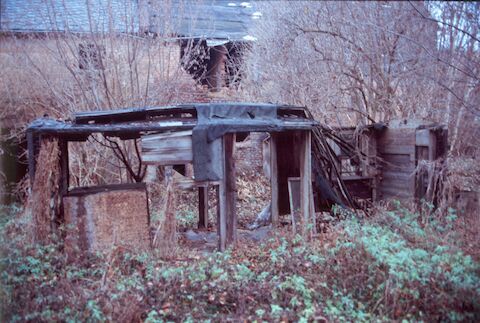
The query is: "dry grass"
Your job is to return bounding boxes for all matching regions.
[0,34,205,191]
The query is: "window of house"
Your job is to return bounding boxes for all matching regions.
[78,43,104,70]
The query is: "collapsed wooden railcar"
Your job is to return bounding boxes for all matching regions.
[330,120,448,204]
[27,103,448,252]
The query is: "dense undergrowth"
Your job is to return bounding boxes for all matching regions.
[1,203,479,322]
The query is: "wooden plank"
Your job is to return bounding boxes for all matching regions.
[217,182,227,251]
[74,106,197,124]
[141,131,193,165]
[224,133,237,247]
[309,182,316,236]
[380,145,416,156]
[67,182,147,196]
[381,153,412,165]
[428,131,436,161]
[378,129,416,146]
[198,187,208,229]
[28,118,196,139]
[300,131,312,238]
[288,177,301,233]
[270,133,279,226]
[143,130,193,141]
[29,118,316,140]
[216,134,228,251]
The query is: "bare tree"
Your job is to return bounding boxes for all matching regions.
[241,1,479,155]
[0,0,206,187]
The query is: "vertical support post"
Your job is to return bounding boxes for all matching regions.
[224,133,236,246]
[217,135,227,252]
[216,182,227,251]
[216,133,237,251]
[270,133,279,226]
[27,130,38,185]
[59,139,69,195]
[309,181,316,236]
[198,186,208,229]
[300,131,312,238]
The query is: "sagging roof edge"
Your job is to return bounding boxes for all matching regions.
[26,103,319,139]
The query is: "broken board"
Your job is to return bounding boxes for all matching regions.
[141,130,193,165]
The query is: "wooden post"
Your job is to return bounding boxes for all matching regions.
[309,181,316,236]
[216,133,237,251]
[198,186,208,229]
[300,131,312,237]
[216,183,227,251]
[59,139,69,195]
[217,135,227,251]
[224,133,237,246]
[270,133,279,226]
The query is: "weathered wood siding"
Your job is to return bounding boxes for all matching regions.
[141,130,193,165]
[377,128,417,200]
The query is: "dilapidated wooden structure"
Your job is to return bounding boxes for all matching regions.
[330,119,448,204]
[27,103,448,252]
[27,103,319,251]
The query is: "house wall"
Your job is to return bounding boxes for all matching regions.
[0,34,202,199]
[0,35,188,122]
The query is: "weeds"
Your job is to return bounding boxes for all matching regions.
[1,202,479,321]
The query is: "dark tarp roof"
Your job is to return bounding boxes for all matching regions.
[27,103,318,181]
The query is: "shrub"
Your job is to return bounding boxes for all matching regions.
[1,203,478,321]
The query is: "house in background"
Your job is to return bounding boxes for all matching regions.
[0,0,259,90]
[140,0,259,90]
[0,0,260,203]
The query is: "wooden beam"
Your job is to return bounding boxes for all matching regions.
[300,131,312,238]
[28,118,315,139]
[198,186,208,229]
[270,133,279,226]
[224,133,237,246]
